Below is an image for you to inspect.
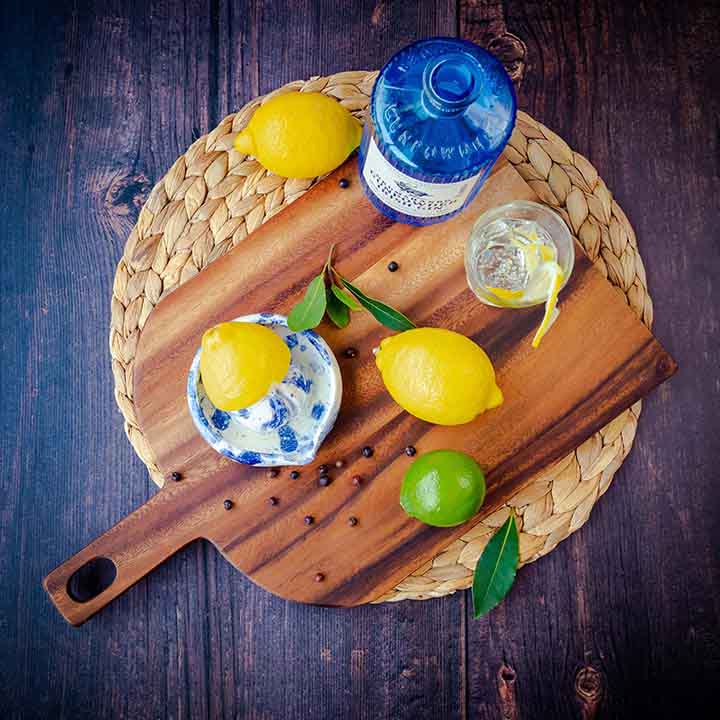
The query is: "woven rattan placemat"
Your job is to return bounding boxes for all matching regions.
[111,70,652,602]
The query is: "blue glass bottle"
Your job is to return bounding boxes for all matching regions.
[359,38,517,226]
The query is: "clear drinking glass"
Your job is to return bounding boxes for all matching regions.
[465,201,575,308]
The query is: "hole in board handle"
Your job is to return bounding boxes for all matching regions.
[66,557,117,603]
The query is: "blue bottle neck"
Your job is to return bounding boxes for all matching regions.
[421,53,483,118]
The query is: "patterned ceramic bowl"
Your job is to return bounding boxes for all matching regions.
[187,313,342,466]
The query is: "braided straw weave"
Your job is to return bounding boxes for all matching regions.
[111,70,653,602]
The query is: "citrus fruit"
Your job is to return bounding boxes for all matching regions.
[486,285,524,305]
[400,450,486,527]
[200,322,291,411]
[530,260,564,348]
[375,328,503,425]
[233,92,362,178]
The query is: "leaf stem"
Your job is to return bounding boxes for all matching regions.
[329,264,344,285]
[325,243,337,272]
[323,243,338,287]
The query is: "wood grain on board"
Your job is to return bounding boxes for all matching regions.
[44,156,676,625]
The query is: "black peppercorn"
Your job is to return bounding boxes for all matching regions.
[290,470,300,480]
[362,446,374,458]
[335,459,344,468]
[304,515,314,525]
[387,261,399,272]
[268,496,278,506]
[266,468,279,478]
[352,475,362,486]
[405,445,417,457]
[318,475,330,487]
[348,516,358,527]
[223,499,234,510]
[314,572,325,582]
[170,472,182,482]
[343,347,358,359]
[338,178,349,189]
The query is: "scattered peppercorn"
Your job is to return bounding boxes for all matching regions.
[223,499,234,510]
[343,347,358,359]
[362,446,374,458]
[348,516,358,526]
[304,515,314,525]
[314,572,325,582]
[266,468,279,478]
[387,261,399,272]
[335,459,345,468]
[290,470,300,479]
[268,496,278,506]
[352,475,362,486]
[170,472,182,482]
[318,464,329,475]
[338,178,349,189]
[318,475,331,487]
[405,445,417,457]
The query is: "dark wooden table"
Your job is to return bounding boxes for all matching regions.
[1,1,718,718]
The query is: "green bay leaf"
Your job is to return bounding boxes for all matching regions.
[340,278,416,332]
[472,512,519,618]
[325,287,350,328]
[331,283,361,311]
[287,274,327,332]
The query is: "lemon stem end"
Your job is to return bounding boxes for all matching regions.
[488,384,504,409]
[234,130,255,155]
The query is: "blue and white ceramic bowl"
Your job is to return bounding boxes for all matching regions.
[187,313,342,466]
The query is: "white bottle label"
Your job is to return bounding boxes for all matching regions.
[362,136,482,218]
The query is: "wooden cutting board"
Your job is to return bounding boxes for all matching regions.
[44,156,677,625]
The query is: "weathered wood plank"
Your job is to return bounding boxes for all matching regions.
[2,1,466,718]
[461,1,720,718]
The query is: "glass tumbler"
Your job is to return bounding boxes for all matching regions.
[465,200,575,308]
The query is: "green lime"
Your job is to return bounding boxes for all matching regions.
[400,450,486,527]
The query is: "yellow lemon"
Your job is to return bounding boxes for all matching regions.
[486,286,524,305]
[234,92,362,178]
[375,328,503,426]
[539,244,556,262]
[200,322,291,411]
[531,261,564,348]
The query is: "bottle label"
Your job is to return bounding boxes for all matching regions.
[362,137,481,218]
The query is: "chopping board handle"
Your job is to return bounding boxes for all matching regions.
[43,482,199,625]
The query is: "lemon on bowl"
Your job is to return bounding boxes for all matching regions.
[200,321,291,411]
[234,92,362,179]
[375,327,503,426]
